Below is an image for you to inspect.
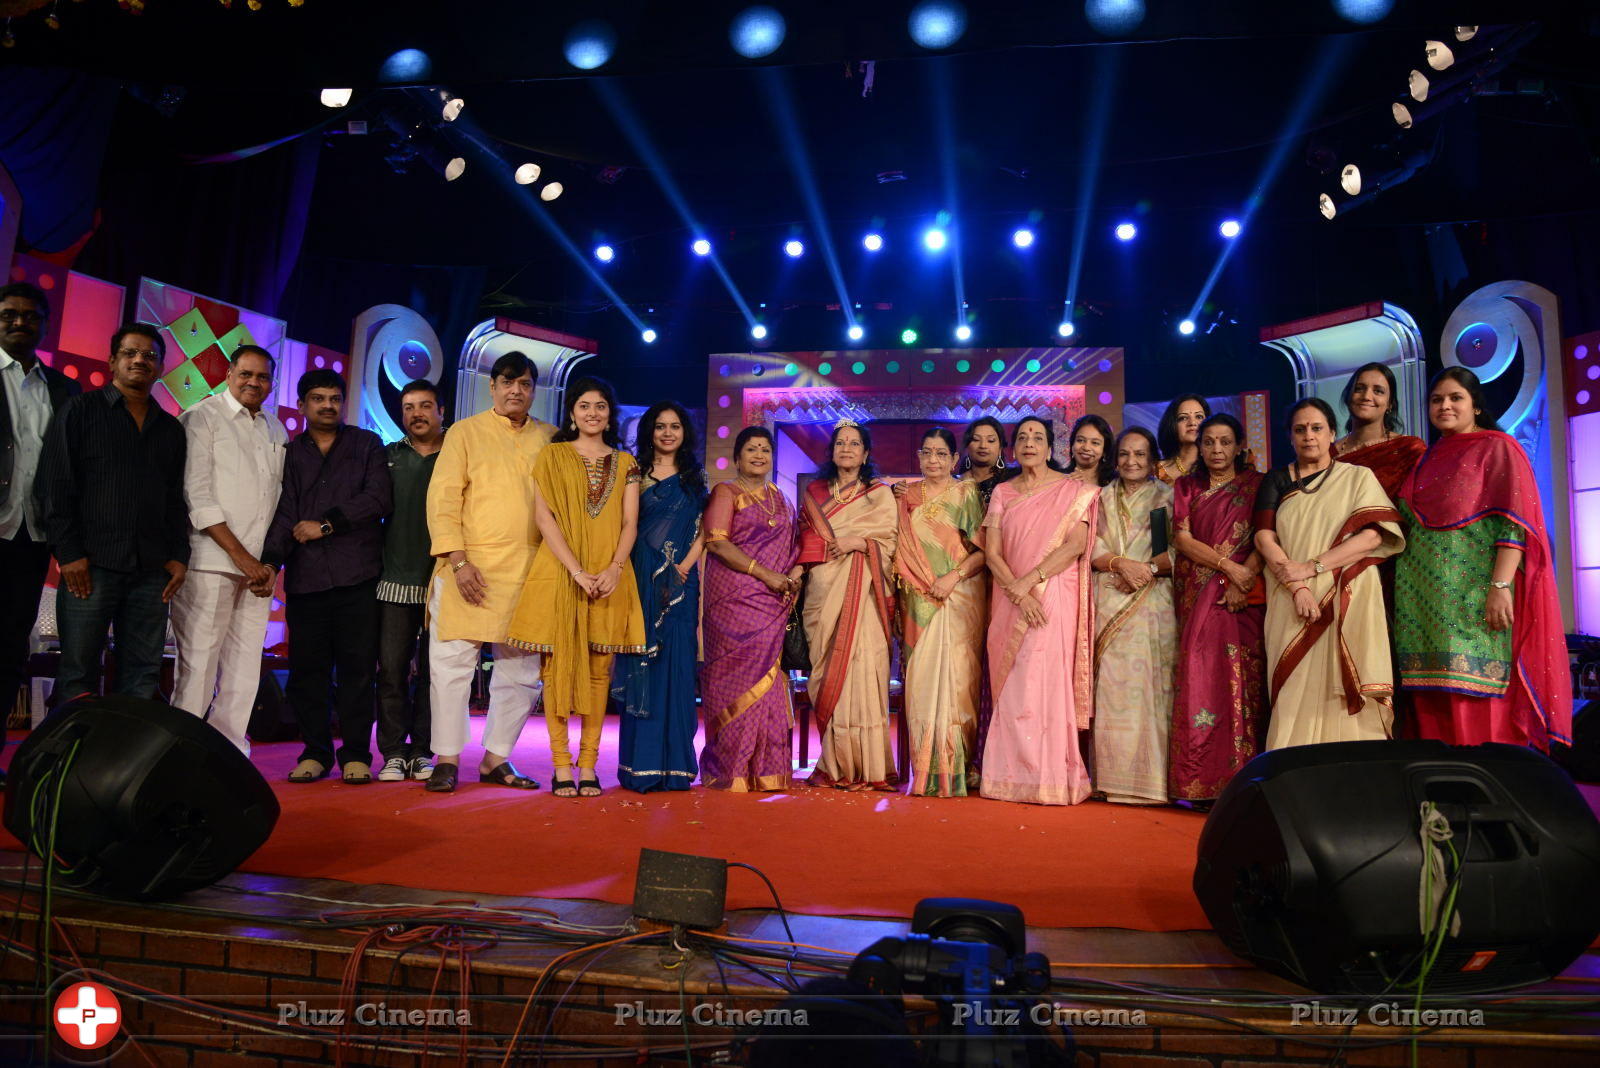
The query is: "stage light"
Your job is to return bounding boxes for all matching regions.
[1178,319,1196,336]
[1012,228,1035,248]
[540,182,564,202]
[1057,321,1075,338]
[641,328,657,344]
[1114,221,1137,242]
[514,163,542,185]
[863,233,884,252]
[319,88,352,108]
[564,20,617,70]
[783,239,804,258]
[1340,164,1362,195]
[751,324,768,340]
[909,2,967,50]
[1085,0,1145,37]
[901,328,918,345]
[1333,0,1392,26]
[847,324,865,341]
[923,227,948,251]
[954,324,972,342]
[1219,219,1242,239]
[692,238,712,256]
[444,157,466,182]
[378,48,432,83]
[731,6,786,59]
[594,244,615,263]
[1318,192,1338,219]
[441,97,465,122]
[1424,39,1456,71]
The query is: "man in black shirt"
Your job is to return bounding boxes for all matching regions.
[35,323,189,704]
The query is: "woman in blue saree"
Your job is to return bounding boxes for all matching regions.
[616,401,707,791]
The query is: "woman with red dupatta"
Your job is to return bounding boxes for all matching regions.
[1330,363,1426,499]
[1395,368,1572,751]
[1254,399,1405,749]
[980,417,1098,806]
[1168,414,1267,803]
[799,420,899,790]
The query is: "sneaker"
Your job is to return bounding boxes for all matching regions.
[409,756,435,781]
[377,756,409,782]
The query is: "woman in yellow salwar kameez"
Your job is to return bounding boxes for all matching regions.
[508,377,645,798]
[895,428,987,796]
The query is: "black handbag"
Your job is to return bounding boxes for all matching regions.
[781,588,810,673]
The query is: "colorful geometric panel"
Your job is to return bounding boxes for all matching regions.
[160,358,220,409]
[10,254,124,367]
[216,322,258,358]
[167,307,219,359]
[191,344,232,388]
[136,277,286,414]
[1562,331,1600,419]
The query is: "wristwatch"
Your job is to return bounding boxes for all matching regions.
[452,558,470,573]
[1489,580,1513,590]
[318,519,333,537]
[1312,558,1325,575]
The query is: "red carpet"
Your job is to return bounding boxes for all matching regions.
[4,719,1212,932]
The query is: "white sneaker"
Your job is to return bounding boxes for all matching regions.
[409,756,435,781]
[377,756,409,782]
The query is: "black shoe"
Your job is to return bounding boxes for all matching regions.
[425,762,458,793]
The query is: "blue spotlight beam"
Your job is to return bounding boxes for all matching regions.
[758,68,856,330]
[931,59,966,327]
[1064,48,1121,332]
[594,81,758,327]
[1185,37,1356,323]
[453,128,645,334]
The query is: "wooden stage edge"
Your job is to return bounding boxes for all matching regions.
[0,847,1595,1067]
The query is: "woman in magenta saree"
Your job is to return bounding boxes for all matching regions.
[700,428,803,791]
[1168,414,1267,802]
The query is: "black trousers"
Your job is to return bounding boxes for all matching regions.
[285,578,379,768]
[0,522,52,724]
[375,600,431,760]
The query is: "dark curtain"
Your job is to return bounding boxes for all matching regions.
[0,68,120,254]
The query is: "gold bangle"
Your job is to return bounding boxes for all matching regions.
[746,559,758,576]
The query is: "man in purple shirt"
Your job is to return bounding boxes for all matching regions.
[263,370,391,784]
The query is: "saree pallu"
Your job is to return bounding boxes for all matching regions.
[616,474,702,792]
[1168,469,1266,802]
[979,477,1098,806]
[700,482,799,791]
[1255,462,1403,749]
[1331,435,1426,500]
[1396,430,1572,750]
[508,444,646,719]
[896,479,986,797]
[799,480,899,790]
[1091,479,1176,804]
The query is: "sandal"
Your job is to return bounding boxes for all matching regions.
[425,762,459,793]
[287,759,327,783]
[478,762,540,789]
[577,776,603,798]
[551,775,577,798]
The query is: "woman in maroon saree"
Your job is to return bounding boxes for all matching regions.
[1168,414,1268,802]
[700,427,803,791]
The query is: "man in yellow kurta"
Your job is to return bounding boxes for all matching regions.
[423,352,554,793]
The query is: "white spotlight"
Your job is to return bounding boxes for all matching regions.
[320,88,353,108]
[540,182,564,202]
[692,238,712,257]
[783,239,804,258]
[641,328,658,344]
[1012,228,1035,248]
[1318,192,1338,220]
[1423,39,1455,71]
[441,97,465,122]
[514,163,542,185]
[751,324,769,340]
[1057,321,1075,338]
[923,227,948,251]
[847,324,865,342]
[594,245,615,263]
[1219,219,1242,239]
[1114,221,1137,242]
[444,157,466,182]
[1178,319,1196,336]
[954,324,972,342]
[1340,164,1362,196]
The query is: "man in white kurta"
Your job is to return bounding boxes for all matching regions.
[424,352,554,792]
[169,347,286,754]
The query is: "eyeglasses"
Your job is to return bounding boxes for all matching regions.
[0,310,44,325]
[115,347,160,361]
[917,449,952,459]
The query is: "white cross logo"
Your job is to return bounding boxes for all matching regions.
[54,982,121,1049]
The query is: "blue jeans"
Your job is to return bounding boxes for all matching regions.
[55,565,170,705]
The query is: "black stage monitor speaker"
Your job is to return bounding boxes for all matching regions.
[3,695,281,901]
[1194,740,1600,994]
[632,848,728,929]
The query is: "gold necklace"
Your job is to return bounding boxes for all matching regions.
[918,479,954,520]
[739,479,781,526]
[831,477,861,506]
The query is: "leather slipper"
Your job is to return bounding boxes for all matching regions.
[479,762,540,789]
[425,762,459,793]
[287,759,327,783]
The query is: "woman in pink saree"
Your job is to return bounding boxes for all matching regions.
[979,417,1098,806]
[799,420,899,790]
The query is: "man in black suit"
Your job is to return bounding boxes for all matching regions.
[0,281,81,740]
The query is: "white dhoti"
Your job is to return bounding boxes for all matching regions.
[170,569,273,755]
[426,576,543,757]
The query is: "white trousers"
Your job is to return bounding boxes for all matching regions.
[170,569,272,756]
[427,577,543,758]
